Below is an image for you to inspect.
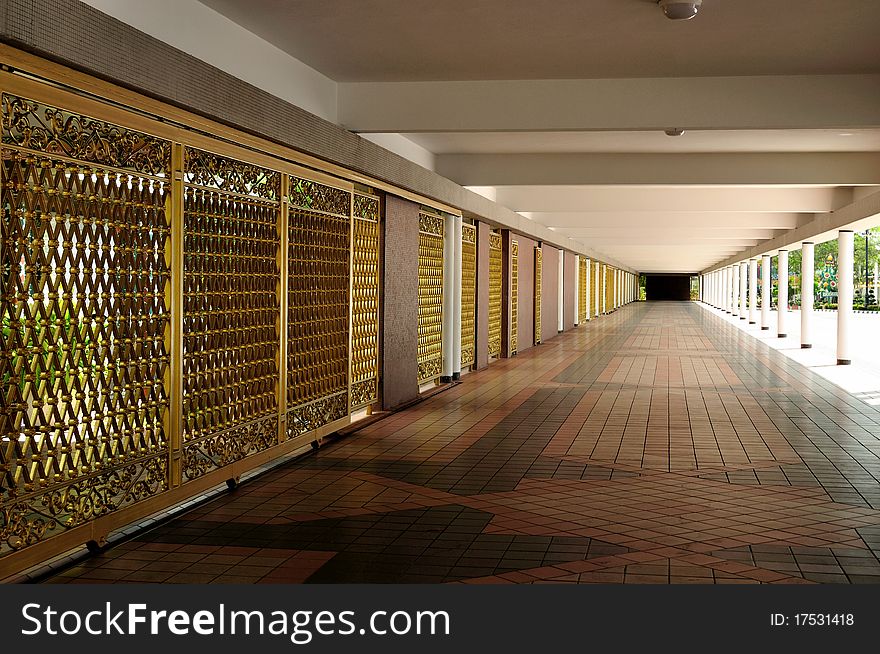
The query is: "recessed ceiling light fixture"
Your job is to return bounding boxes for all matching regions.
[658,0,703,20]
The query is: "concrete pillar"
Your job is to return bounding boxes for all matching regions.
[748,259,757,324]
[557,251,564,331]
[601,264,607,313]
[441,215,456,381]
[801,242,814,349]
[724,266,731,313]
[777,249,788,337]
[732,264,740,316]
[721,267,726,312]
[838,230,854,365]
[452,216,463,377]
[739,262,747,319]
[761,254,771,330]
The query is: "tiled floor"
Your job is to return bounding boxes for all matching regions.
[41,302,880,584]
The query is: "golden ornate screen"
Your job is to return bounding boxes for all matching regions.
[286,176,351,438]
[488,231,502,358]
[417,211,443,383]
[510,240,518,355]
[180,147,281,480]
[1,93,172,555]
[578,257,588,323]
[534,247,543,345]
[460,224,476,368]
[350,193,380,410]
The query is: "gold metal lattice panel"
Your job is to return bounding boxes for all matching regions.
[287,176,351,437]
[350,193,380,410]
[510,240,518,355]
[418,211,443,383]
[578,257,588,323]
[460,224,476,368]
[487,231,502,358]
[0,94,171,555]
[534,247,543,345]
[605,266,613,313]
[592,261,600,318]
[180,147,281,481]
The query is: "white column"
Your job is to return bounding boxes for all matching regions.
[594,262,600,316]
[725,266,731,313]
[441,215,456,380]
[732,264,740,316]
[557,252,564,331]
[777,249,788,337]
[710,272,715,307]
[748,259,758,324]
[604,265,608,313]
[739,262,747,319]
[761,255,771,330]
[838,230,854,365]
[801,242,814,349]
[721,268,726,311]
[574,255,580,326]
[452,215,463,378]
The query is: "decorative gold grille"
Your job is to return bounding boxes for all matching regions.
[510,240,518,354]
[179,148,280,481]
[417,211,443,383]
[460,224,476,368]
[488,231,502,358]
[287,176,351,437]
[534,247,543,345]
[605,266,613,313]
[350,193,380,410]
[1,94,171,554]
[578,257,588,323]
[592,261,600,318]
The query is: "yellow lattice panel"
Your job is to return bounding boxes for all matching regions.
[180,148,280,480]
[605,266,614,313]
[287,176,351,437]
[460,224,476,367]
[0,94,171,555]
[534,247,543,345]
[510,240,518,354]
[350,193,380,409]
[418,211,444,383]
[488,231,502,358]
[592,261,600,318]
[578,258,588,323]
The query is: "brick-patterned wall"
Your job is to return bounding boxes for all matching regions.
[541,245,559,343]
[564,251,576,330]
[382,195,419,409]
[516,235,537,353]
[475,222,490,369]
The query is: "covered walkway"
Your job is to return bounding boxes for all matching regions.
[42,303,880,585]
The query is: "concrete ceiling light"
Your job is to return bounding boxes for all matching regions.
[658,0,703,20]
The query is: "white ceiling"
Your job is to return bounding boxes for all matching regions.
[404,130,880,155]
[195,0,880,273]
[199,0,880,82]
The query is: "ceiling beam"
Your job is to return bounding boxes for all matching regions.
[524,211,806,230]
[340,75,880,133]
[705,188,880,272]
[437,153,880,186]
[495,186,846,213]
